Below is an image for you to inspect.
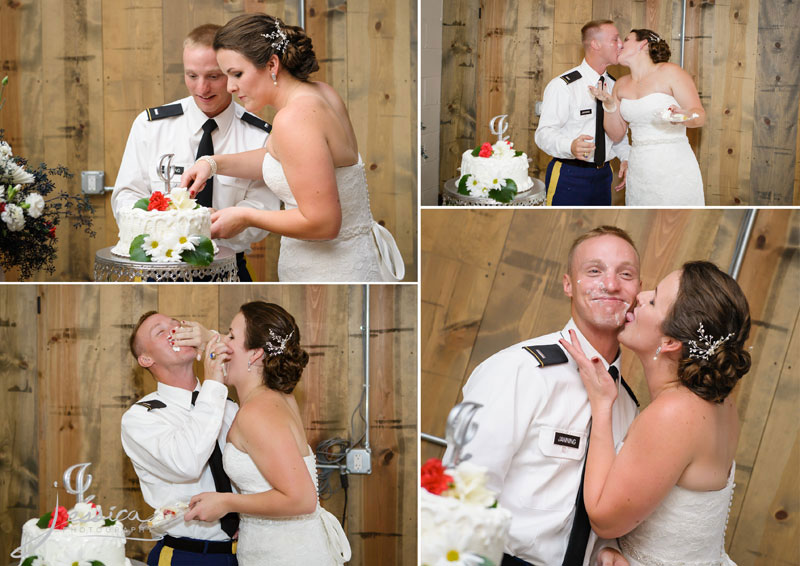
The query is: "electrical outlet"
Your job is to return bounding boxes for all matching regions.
[81,171,105,195]
[346,448,371,474]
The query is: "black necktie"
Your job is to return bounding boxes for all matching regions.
[562,365,619,565]
[191,390,239,538]
[594,76,606,167]
[195,119,218,208]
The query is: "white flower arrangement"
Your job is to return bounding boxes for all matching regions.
[444,462,497,508]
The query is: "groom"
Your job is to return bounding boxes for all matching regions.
[121,311,239,565]
[535,20,630,206]
[443,226,640,566]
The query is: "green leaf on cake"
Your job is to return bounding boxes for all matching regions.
[457,175,471,196]
[104,518,117,527]
[71,562,105,566]
[488,178,518,203]
[471,146,481,156]
[133,197,150,211]
[35,512,52,529]
[22,556,40,566]
[181,236,215,266]
[514,150,523,157]
[129,234,152,262]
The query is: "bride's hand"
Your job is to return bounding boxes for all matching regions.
[179,159,212,198]
[559,329,618,410]
[203,334,232,383]
[588,84,613,103]
[596,547,629,566]
[185,492,230,523]
[210,207,250,239]
[172,321,215,361]
[614,160,628,192]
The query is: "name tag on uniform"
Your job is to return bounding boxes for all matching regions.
[580,109,592,116]
[554,431,580,449]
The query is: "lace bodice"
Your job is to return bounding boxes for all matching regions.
[260,151,392,281]
[618,92,705,206]
[222,443,350,565]
[619,462,737,566]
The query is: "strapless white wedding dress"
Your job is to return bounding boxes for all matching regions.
[262,152,404,282]
[223,444,351,565]
[618,462,737,566]
[620,92,705,206]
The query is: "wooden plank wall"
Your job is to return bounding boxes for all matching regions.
[437,0,800,205]
[0,0,417,282]
[420,208,800,565]
[0,284,417,566]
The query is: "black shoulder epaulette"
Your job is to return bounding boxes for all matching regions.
[560,70,582,85]
[522,344,569,368]
[620,377,640,407]
[241,112,272,133]
[135,400,167,411]
[606,72,616,81]
[146,103,184,121]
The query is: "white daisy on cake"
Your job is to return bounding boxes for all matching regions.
[152,235,183,263]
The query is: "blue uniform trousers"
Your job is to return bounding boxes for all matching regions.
[147,537,238,566]
[545,158,613,206]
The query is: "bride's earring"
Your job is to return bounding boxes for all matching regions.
[653,345,662,361]
[271,72,277,86]
[247,360,252,372]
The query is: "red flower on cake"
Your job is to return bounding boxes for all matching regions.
[421,458,453,495]
[478,143,493,158]
[47,505,70,529]
[147,191,172,211]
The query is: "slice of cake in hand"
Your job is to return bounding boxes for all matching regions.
[147,501,190,533]
[419,458,512,566]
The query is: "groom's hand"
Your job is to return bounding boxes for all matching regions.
[614,160,628,191]
[571,135,596,161]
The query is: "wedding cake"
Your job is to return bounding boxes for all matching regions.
[19,502,130,566]
[457,139,534,198]
[419,459,512,566]
[111,188,217,264]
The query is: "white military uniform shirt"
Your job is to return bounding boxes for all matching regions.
[445,319,638,566]
[535,59,631,163]
[112,95,280,254]
[121,379,238,541]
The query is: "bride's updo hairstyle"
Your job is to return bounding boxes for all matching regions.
[240,301,309,394]
[214,13,319,81]
[661,261,751,403]
[631,29,671,63]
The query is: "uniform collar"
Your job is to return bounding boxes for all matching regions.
[185,95,235,136]
[157,379,201,410]
[578,59,607,85]
[560,318,622,374]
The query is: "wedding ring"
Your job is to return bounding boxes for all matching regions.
[583,152,589,158]
[209,352,216,360]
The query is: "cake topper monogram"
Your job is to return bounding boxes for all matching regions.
[63,462,95,504]
[157,153,178,194]
[489,115,510,144]
[442,401,483,469]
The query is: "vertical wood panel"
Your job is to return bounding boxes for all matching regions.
[0,286,38,563]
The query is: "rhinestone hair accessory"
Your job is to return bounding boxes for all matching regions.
[260,20,289,53]
[644,31,662,43]
[687,323,734,360]
[265,328,293,356]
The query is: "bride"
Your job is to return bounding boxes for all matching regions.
[561,261,750,565]
[180,14,403,282]
[180,302,351,565]
[590,29,706,206]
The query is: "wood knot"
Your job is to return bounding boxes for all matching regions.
[375,20,382,32]
[727,148,733,154]
[309,7,316,17]
[733,197,741,204]
[775,75,781,82]
[775,509,788,521]
[764,117,771,126]
[756,234,766,249]
[775,41,781,49]
[369,163,378,171]
[724,108,730,115]
[384,93,390,100]
[378,220,385,227]
[733,10,739,18]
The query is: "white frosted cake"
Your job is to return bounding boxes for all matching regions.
[420,461,512,566]
[111,188,217,261]
[457,139,534,201]
[19,502,130,566]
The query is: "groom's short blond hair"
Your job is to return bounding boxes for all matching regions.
[567,226,639,277]
[581,20,615,46]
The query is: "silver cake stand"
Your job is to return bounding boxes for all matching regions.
[442,178,546,206]
[94,246,239,282]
